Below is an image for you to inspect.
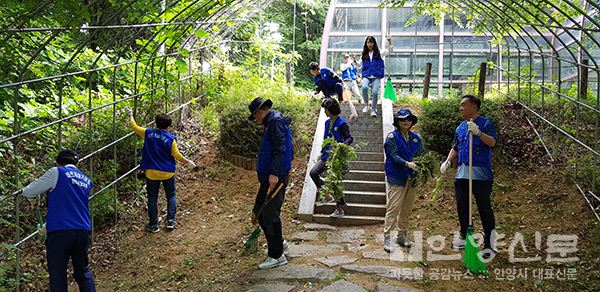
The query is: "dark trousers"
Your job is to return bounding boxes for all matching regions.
[255,176,288,259]
[146,176,176,225]
[309,159,346,208]
[324,83,344,103]
[46,230,96,292]
[454,179,495,248]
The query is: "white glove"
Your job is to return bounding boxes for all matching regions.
[467,121,481,136]
[37,223,46,237]
[187,160,197,168]
[440,160,451,173]
[406,162,418,171]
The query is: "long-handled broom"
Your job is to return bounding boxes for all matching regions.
[242,181,285,254]
[463,127,488,275]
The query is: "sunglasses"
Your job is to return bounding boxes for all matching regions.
[397,117,409,122]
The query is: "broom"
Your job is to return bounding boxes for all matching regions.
[242,181,285,254]
[464,127,488,275]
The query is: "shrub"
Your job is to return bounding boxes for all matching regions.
[420,96,502,155]
[217,67,319,158]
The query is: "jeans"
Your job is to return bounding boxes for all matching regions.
[46,230,96,292]
[146,176,176,225]
[362,77,381,112]
[454,179,495,248]
[254,176,288,259]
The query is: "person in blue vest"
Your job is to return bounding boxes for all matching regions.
[19,150,96,292]
[440,95,497,259]
[360,36,385,117]
[309,98,354,217]
[128,111,196,233]
[248,97,294,269]
[309,61,358,120]
[383,109,423,252]
[340,53,362,104]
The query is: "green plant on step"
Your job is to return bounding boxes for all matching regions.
[319,137,357,202]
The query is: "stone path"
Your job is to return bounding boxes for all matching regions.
[246,224,423,291]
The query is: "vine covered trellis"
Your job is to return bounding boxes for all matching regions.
[0,0,278,289]
[378,0,599,220]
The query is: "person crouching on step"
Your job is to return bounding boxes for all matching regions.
[383,108,423,252]
[309,98,354,217]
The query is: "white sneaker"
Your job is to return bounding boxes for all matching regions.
[330,208,345,218]
[258,254,288,269]
[452,238,466,250]
[263,240,289,255]
[370,111,377,117]
[362,106,370,113]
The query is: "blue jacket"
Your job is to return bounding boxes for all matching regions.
[341,64,357,81]
[46,166,93,232]
[321,117,353,161]
[140,129,177,172]
[454,116,496,169]
[314,68,343,96]
[361,56,385,79]
[384,130,423,187]
[257,110,294,182]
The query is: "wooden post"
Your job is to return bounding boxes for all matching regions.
[579,59,589,99]
[478,62,487,99]
[477,63,487,99]
[422,62,432,99]
[286,62,293,85]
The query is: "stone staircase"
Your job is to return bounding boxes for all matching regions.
[312,103,386,226]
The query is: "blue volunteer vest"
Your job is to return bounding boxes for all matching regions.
[361,56,385,79]
[46,166,93,232]
[341,65,357,80]
[456,116,493,168]
[385,130,422,183]
[321,117,347,161]
[140,129,177,172]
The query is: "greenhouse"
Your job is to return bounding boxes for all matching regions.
[0,0,598,291]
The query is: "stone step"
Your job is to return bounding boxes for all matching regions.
[250,264,337,282]
[352,152,384,162]
[312,214,384,226]
[343,190,387,204]
[344,169,385,180]
[355,143,384,152]
[351,129,384,137]
[346,116,382,123]
[353,135,384,145]
[347,122,383,130]
[344,180,386,192]
[314,202,386,217]
[348,161,385,171]
[347,103,382,111]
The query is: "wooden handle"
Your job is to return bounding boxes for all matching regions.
[468,119,473,226]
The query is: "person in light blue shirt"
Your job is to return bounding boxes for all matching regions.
[20,150,96,292]
[440,95,497,259]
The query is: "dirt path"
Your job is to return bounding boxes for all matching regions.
[88,109,599,291]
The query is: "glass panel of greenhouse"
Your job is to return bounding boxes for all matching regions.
[322,1,558,97]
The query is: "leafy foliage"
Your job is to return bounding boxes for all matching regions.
[412,151,441,186]
[319,138,357,201]
[419,94,501,156]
